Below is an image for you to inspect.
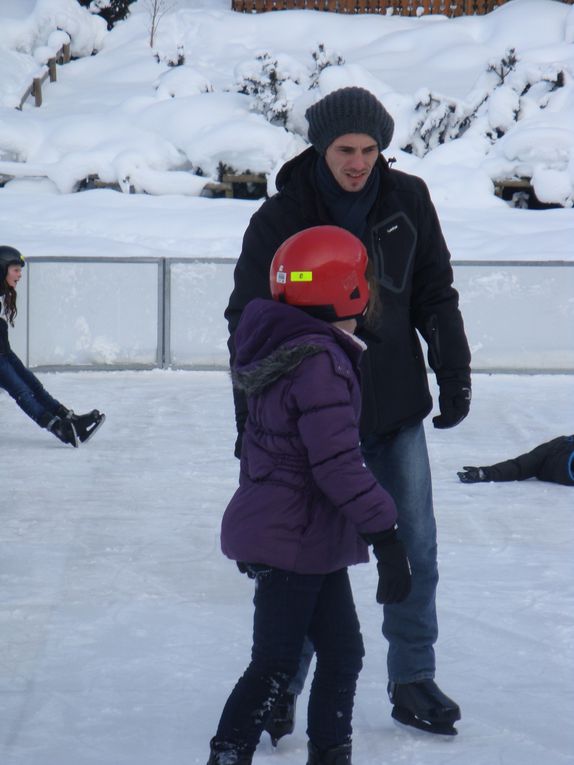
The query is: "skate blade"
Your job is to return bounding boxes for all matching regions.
[392,705,458,736]
[79,413,106,444]
[69,422,79,448]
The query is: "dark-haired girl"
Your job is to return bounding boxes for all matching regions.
[0,245,105,447]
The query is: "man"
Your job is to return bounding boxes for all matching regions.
[224,86,471,738]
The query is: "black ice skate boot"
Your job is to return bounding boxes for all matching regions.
[307,741,352,765]
[264,690,297,746]
[68,409,106,444]
[206,738,253,765]
[388,679,461,735]
[43,415,79,447]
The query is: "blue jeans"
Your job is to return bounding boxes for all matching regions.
[0,350,63,425]
[362,422,438,683]
[215,566,364,753]
[289,422,437,691]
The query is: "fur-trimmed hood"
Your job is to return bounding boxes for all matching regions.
[231,298,364,396]
[231,342,323,397]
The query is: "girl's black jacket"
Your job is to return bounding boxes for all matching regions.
[225,148,471,439]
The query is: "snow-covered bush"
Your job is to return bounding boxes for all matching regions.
[234,44,344,129]
[234,52,305,128]
[308,44,345,90]
[403,48,573,207]
[404,49,568,158]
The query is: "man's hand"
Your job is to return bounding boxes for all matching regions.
[433,381,471,429]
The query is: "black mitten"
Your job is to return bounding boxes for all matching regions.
[433,380,471,429]
[234,431,243,460]
[362,528,412,605]
[457,466,490,483]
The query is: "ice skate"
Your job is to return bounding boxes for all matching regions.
[307,741,352,765]
[46,416,79,448]
[68,409,106,443]
[388,679,460,736]
[206,737,252,765]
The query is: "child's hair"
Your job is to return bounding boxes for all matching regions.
[0,246,25,326]
[363,260,382,330]
[1,283,17,326]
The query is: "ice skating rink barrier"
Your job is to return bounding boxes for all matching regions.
[9,257,574,373]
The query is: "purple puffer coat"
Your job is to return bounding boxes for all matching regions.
[221,298,397,575]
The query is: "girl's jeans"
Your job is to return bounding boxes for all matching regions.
[0,351,63,425]
[214,566,364,754]
[289,421,438,694]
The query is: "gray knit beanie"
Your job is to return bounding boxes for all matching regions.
[305,86,394,155]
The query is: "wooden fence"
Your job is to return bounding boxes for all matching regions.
[231,0,573,15]
[17,42,71,109]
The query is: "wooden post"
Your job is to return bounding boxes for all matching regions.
[32,78,42,107]
[48,58,57,82]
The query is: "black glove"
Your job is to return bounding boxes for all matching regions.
[433,380,471,429]
[457,466,490,483]
[362,528,412,605]
[234,431,243,460]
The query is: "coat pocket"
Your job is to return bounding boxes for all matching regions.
[371,213,417,294]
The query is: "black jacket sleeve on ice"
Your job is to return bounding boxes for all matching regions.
[485,435,574,486]
[225,149,471,441]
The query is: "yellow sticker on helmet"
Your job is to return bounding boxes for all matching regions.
[290,271,313,282]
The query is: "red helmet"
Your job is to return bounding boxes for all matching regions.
[270,226,369,321]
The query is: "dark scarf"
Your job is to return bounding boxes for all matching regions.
[315,155,380,239]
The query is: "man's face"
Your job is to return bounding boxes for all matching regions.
[324,133,379,193]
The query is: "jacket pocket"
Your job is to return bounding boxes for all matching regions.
[371,213,417,294]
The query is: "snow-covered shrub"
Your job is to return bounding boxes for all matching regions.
[308,44,345,90]
[234,44,344,129]
[235,52,304,127]
[403,49,568,156]
[403,90,469,157]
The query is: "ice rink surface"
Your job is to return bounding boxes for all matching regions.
[1,370,573,765]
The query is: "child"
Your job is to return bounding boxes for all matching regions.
[0,245,105,447]
[458,435,574,486]
[209,226,412,765]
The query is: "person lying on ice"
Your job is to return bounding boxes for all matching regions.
[458,435,574,486]
[0,245,105,447]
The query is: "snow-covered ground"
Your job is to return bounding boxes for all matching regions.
[0,0,574,265]
[1,370,573,765]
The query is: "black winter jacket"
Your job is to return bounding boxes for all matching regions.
[483,435,574,485]
[225,147,471,438]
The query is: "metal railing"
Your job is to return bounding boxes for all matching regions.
[10,256,574,373]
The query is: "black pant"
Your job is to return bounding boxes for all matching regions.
[215,566,364,754]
